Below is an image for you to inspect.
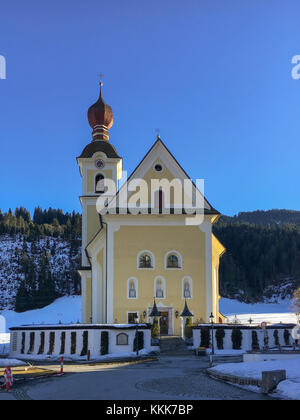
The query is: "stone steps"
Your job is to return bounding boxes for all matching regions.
[160,336,191,356]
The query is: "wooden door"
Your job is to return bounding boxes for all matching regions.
[159,312,169,335]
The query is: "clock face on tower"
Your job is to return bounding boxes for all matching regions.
[95,159,105,169]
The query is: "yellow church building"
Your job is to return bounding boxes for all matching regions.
[77,82,225,336]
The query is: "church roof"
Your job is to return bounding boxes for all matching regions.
[77,140,121,160]
[109,137,220,215]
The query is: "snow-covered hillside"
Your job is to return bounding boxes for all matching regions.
[0,296,81,333]
[220,297,298,324]
[0,234,81,310]
[220,297,294,315]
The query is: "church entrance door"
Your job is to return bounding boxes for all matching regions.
[159,311,169,335]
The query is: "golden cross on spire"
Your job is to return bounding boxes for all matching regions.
[156,128,161,139]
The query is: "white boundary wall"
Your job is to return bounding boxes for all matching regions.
[193,324,296,351]
[9,324,153,359]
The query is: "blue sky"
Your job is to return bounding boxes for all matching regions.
[0,0,300,216]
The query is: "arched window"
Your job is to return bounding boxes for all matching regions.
[127,277,138,299]
[155,276,166,299]
[138,251,154,269]
[182,277,192,299]
[116,333,129,346]
[165,251,182,269]
[95,174,105,194]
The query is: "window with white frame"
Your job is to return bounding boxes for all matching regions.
[182,277,192,299]
[95,173,105,194]
[155,276,166,299]
[127,277,138,299]
[138,250,154,269]
[165,251,182,269]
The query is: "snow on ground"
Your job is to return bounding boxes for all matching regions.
[0,334,10,356]
[0,359,26,367]
[209,357,300,400]
[0,296,81,333]
[220,298,298,324]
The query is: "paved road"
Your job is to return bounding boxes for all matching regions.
[0,356,271,401]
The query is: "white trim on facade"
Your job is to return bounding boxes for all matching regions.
[199,221,213,322]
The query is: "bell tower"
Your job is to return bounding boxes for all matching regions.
[77,81,123,268]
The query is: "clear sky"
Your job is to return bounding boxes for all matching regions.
[0,0,300,216]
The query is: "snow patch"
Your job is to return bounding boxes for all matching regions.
[1,296,81,333]
[209,358,300,400]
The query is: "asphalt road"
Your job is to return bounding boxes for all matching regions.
[0,356,271,401]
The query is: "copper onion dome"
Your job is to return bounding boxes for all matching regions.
[88,81,113,141]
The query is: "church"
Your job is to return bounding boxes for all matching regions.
[77,82,225,336]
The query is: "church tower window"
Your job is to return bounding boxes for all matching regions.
[95,173,105,194]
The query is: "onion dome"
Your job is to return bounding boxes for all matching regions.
[88,81,113,141]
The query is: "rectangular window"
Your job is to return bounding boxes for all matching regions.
[127,312,138,324]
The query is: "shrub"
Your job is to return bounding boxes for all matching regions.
[216,328,225,350]
[133,331,144,352]
[200,327,210,348]
[151,318,160,339]
[263,332,269,348]
[80,331,88,356]
[284,329,290,346]
[28,332,35,354]
[21,332,25,354]
[48,332,55,355]
[101,331,109,355]
[252,331,259,350]
[273,330,279,346]
[184,317,193,340]
[231,328,242,350]
[38,332,45,354]
[71,332,77,354]
[60,332,66,355]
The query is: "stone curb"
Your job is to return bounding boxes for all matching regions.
[207,369,262,387]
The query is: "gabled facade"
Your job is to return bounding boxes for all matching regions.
[77,83,225,336]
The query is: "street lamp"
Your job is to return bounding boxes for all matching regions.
[134,313,140,357]
[209,312,215,360]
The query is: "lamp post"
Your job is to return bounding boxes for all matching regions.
[209,312,215,365]
[134,313,140,357]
